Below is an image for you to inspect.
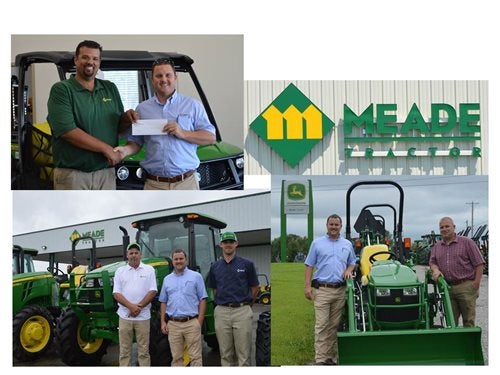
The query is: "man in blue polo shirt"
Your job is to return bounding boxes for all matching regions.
[304,214,356,365]
[207,232,259,366]
[159,249,207,366]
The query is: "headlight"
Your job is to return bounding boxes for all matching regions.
[117,166,129,180]
[403,287,418,296]
[235,157,244,169]
[136,167,144,179]
[376,288,391,297]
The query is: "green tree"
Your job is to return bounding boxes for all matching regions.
[271,234,309,263]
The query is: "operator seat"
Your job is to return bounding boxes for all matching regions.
[359,244,391,285]
[59,265,88,289]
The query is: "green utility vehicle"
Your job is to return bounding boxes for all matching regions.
[11,51,244,190]
[12,245,68,361]
[55,212,226,366]
[338,180,484,365]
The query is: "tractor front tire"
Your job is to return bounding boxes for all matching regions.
[55,309,109,366]
[13,305,54,362]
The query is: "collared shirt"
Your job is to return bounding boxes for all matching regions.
[47,76,124,172]
[305,234,356,284]
[113,262,157,320]
[207,255,259,305]
[429,235,485,283]
[158,268,207,318]
[128,91,216,177]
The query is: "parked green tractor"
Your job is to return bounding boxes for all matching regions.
[12,245,67,361]
[338,180,484,365]
[55,212,226,366]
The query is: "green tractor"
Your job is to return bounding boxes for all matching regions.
[55,212,226,366]
[12,245,69,361]
[337,180,484,365]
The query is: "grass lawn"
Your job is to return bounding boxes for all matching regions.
[271,262,315,365]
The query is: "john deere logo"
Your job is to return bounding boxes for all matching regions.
[250,83,335,167]
[287,183,306,201]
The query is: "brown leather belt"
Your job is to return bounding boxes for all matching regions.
[146,170,195,183]
[318,282,346,288]
[448,279,472,286]
[169,315,198,322]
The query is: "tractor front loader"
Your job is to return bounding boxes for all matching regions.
[337,180,484,365]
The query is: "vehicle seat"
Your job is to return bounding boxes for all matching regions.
[359,244,391,284]
[60,265,88,288]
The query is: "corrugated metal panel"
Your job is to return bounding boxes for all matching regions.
[245,80,488,175]
[237,245,271,279]
[13,192,270,253]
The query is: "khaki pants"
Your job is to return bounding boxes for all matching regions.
[167,319,203,366]
[118,317,151,366]
[312,286,346,363]
[54,167,116,190]
[214,305,253,366]
[144,173,199,190]
[450,280,479,327]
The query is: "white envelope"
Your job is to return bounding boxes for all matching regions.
[132,119,168,135]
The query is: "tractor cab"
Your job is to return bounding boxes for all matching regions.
[133,212,225,279]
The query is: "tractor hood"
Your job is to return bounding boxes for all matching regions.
[369,260,419,286]
[86,258,170,278]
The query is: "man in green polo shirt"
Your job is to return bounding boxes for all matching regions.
[47,40,138,190]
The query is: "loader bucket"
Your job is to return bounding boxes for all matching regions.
[337,327,484,365]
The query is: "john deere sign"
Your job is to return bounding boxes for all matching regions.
[249,83,335,167]
[344,103,481,159]
[284,181,309,214]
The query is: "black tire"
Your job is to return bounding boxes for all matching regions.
[204,334,219,350]
[255,311,270,366]
[55,309,109,366]
[13,305,54,362]
[150,317,172,366]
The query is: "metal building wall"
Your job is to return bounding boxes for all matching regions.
[13,192,270,274]
[245,80,488,176]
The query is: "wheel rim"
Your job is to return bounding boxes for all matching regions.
[20,315,51,353]
[77,321,104,354]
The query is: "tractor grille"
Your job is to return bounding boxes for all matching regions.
[374,289,420,322]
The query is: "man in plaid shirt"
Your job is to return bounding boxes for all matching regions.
[429,217,485,327]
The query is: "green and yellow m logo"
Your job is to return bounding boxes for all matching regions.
[69,230,81,243]
[250,83,335,167]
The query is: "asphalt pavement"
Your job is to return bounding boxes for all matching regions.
[13,303,270,367]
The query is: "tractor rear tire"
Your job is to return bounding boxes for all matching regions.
[55,309,109,366]
[255,311,270,366]
[13,305,54,362]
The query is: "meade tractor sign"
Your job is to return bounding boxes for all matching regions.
[344,102,481,159]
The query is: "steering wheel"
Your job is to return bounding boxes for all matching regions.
[369,251,398,264]
[47,266,66,277]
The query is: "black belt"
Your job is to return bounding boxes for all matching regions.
[219,302,251,308]
[146,170,195,183]
[318,282,346,288]
[168,315,198,322]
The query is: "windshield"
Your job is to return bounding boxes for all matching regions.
[136,220,218,279]
[12,253,36,275]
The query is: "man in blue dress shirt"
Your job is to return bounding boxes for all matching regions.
[159,249,208,366]
[304,214,356,365]
[115,58,216,189]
